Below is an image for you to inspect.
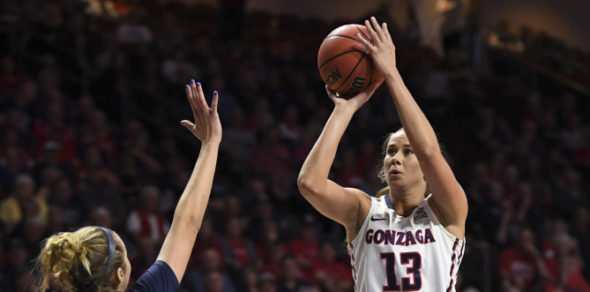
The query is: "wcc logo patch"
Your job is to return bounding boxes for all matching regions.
[414,207,428,221]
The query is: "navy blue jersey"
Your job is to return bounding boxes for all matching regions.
[128,260,179,292]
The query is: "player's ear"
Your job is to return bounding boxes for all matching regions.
[117,266,125,282]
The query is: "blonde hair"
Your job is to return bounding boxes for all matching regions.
[36,226,125,292]
[376,187,390,198]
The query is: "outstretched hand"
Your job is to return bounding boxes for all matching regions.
[357,16,397,78]
[181,80,222,144]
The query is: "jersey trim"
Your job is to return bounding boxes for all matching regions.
[385,194,393,209]
[446,239,461,292]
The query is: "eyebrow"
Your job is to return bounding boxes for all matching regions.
[387,144,412,149]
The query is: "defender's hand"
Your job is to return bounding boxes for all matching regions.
[181,80,222,145]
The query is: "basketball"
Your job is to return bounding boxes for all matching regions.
[318,24,383,99]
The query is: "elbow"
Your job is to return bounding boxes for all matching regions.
[173,211,202,234]
[297,176,312,193]
[297,175,322,198]
[184,216,202,236]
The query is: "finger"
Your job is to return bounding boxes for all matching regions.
[211,90,219,112]
[325,84,335,96]
[371,17,386,43]
[195,81,208,109]
[325,85,338,101]
[189,79,197,100]
[364,19,379,44]
[189,80,203,111]
[185,84,198,113]
[188,80,199,109]
[180,120,195,130]
[356,32,373,53]
[185,84,192,99]
[370,17,381,32]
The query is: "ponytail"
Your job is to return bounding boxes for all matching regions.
[376,187,389,198]
[36,226,124,292]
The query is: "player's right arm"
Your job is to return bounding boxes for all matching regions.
[157,80,222,282]
[297,83,381,240]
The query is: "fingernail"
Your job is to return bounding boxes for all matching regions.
[213,90,218,95]
[196,82,201,87]
[190,79,195,85]
[185,84,189,89]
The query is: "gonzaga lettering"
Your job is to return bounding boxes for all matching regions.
[348,195,465,292]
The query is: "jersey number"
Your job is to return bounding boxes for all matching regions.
[381,252,422,291]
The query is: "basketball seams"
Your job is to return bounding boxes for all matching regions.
[354,25,371,43]
[324,34,366,46]
[318,49,366,70]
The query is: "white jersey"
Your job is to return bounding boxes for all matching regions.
[348,195,465,292]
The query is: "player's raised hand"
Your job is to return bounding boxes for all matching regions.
[325,77,382,112]
[357,16,397,78]
[181,80,222,144]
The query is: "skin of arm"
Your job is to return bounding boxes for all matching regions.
[157,80,222,281]
[358,17,468,238]
[297,82,381,241]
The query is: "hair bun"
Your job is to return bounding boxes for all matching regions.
[54,232,86,260]
[38,232,92,291]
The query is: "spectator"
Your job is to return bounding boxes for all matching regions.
[0,174,47,232]
[221,217,259,272]
[286,215,319,283]
[311,241,353,291]
[0,240,28,291]
[544,233,590,292]
[185,248,236,292]
[189,217,224,270]
[259,272,278,292]
[126,185,170,244]
[276,255,310,292]
[499,228,550,291]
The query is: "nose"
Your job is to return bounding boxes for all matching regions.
[390,152,402,165]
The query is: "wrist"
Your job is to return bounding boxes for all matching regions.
[382,67,401,81]
[333,103,357,116]
[201,139,221,149]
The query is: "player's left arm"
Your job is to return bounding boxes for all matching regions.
[358,17,468,238]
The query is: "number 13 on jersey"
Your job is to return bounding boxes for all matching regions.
[381,252,422,291]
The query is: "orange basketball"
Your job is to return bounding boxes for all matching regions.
[317,24,383,99]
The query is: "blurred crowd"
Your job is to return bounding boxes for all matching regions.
[486,19,590,88]
[0,0,589,291]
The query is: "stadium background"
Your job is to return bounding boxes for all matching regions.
[0,0,589,291]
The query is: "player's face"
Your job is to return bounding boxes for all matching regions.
[382,132,425,188]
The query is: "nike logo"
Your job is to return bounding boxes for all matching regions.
[370,215,387,221]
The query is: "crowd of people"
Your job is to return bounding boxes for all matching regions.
[0,0,589,291]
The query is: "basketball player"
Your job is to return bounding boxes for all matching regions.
[35,80,222,291]
[297,17,468,291]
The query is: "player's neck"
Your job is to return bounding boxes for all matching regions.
[389,186,425,217]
